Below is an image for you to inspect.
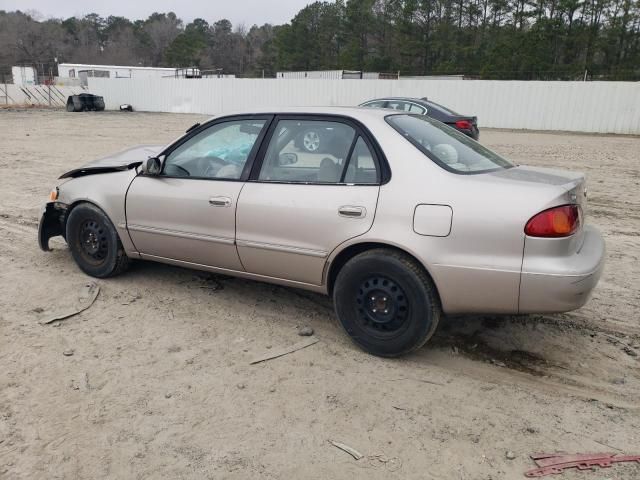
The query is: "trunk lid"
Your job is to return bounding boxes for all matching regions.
[490,165,587,210]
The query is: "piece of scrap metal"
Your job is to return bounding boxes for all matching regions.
[329,440,364,460]
[41,282,100,324]
[525,452,640,477]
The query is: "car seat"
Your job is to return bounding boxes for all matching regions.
[318,157,341,182]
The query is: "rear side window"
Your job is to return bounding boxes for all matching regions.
[386,114,513,174]
[258,119,378,184]
[408,103,426,114]
[343,137,378,184]
[362,101,386,108]
[386,101,411,111]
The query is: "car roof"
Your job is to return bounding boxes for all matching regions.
[208,106,398,122]
[363,97,428,103]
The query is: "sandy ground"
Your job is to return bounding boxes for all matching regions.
[1,109,639,480]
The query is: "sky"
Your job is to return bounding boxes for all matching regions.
[0,0,313,26]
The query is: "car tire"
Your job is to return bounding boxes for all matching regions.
[298,128,322,153]
[333,249,441,357]
[66,203,130,278]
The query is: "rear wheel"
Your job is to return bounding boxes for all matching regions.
[66,203,130,278]
[333,249,441,357]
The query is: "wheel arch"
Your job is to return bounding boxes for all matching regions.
[64,199,111,231]
[63,199,135,254]
[325,241,441,301]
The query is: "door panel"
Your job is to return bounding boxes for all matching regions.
[126,177,244,269]
[125,116,270,270]
[236,183,379,285]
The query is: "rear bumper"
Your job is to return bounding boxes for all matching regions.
[38,202,67,251]
[518,225,605,313]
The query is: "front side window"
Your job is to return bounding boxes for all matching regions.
[163,119,266,179]
[386,114,513,174]
[258,119,378,184]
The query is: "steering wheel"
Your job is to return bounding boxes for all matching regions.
[196,156,229,177]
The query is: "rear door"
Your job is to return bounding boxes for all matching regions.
[235,116,382,286]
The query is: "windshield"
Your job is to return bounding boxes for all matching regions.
[386,114,513,174]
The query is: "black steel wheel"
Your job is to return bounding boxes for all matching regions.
[66,203,130,278]
[355,275,410,337]
[333,248,441,357]
[78,219,109,265]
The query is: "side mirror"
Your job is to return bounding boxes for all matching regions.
[144,156,163,175]
[278,152,298,166]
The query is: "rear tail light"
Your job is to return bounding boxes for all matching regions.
[525,205,581,237]
[455,120,473,130]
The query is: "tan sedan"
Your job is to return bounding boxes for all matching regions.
[39,107,605,357]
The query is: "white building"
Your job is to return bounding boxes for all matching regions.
[12,66,37,86]
[58,64,234,85]
[58,63,178,85]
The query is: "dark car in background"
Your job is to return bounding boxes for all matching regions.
[66,93,105,112]
[360,97,480,140]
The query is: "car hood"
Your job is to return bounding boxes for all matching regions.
[59,144,164,179]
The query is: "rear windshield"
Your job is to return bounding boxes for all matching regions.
[424,100,459,116]
[386,114,513,174]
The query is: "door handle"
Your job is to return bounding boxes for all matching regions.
[209,196,232,207]
[338,206,366,218]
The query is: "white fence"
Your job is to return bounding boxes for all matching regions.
[87,78,640,134]
[0,84,86,108]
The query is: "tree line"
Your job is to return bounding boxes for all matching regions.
[1,0,639,81]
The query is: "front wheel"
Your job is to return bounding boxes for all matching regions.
[66,203,130,278]
[333,249,441,357]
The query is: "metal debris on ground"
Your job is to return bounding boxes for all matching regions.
[524,452,640,477]
[249,337,319,365]
[329,440,364,460]
[41,282,100,324]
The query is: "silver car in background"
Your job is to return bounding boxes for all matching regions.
[39,107,605,357]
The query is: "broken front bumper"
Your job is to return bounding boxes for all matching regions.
[38,202,67,251]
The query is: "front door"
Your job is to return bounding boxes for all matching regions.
[126,116,271,270]
[236,117,382,285]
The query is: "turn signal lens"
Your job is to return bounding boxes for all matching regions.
[49,188,59,201]
[525,205,581,237]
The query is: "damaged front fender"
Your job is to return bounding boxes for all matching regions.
[38,202,67,251]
